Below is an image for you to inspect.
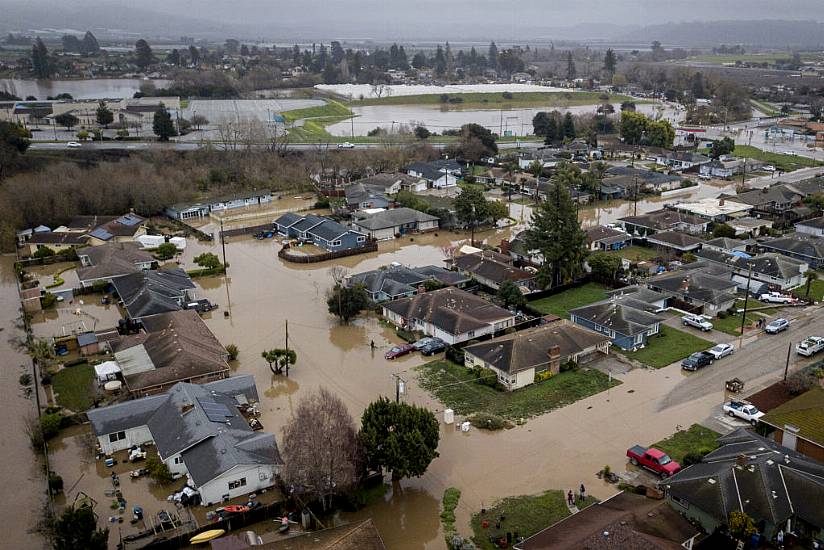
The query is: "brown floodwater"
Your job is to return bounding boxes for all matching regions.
[1,187,740,549]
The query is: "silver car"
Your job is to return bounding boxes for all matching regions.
[765,318,790,334]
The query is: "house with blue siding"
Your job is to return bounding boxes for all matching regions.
[274,213,368,252]
[570,296,666,351]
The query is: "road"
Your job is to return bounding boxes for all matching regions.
[28,140,544,152]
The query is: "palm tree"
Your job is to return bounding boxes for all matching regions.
[805,270,819,299]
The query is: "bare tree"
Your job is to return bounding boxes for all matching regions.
[281,388,361,510]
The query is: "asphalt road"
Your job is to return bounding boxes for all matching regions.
[28,140,545,152]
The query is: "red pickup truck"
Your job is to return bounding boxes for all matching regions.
[626,445,681,478]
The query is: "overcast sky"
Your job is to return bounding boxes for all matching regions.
[3,0,824,41]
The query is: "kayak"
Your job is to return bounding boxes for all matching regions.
[189,529,225,544]
[222,505,250,514]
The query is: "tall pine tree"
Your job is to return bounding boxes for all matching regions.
[152,104,177,141]
[31,38,51,79]
[134,39,154,69]
[524,172,587,288]
[566,51,576,80]
[603,48,617,75]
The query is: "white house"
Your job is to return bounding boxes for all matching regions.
[406,160,461,189]
[795,216,824,238]
[86,375,282,506]
[352,207,439,240]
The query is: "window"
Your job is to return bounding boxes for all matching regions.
[174,456,184,465]
[467,330,475,338]
[108,431,126,443]
[228,478,247,490]
[332,240,342,247]
[357,236,366,243]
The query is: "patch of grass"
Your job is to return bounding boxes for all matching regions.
[470,490,597,550]
[712,311,767,336]
[281,99,352,123]
[622,325,713,368]
[608,246,660,263]
[793,278,824,302]
[528,282,608,318]
[441,487,461,546]
[652,424,720,464]
[417,360,620,420]
[352,91,635,109]
[51,363,95,412]
[750,99,781,117]
[733,145,823,173]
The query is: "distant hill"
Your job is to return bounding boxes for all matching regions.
[616,20,824,49]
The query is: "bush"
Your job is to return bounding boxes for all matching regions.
[559,360,578,372]
[226,344,239,361]
[682,452,704,465]
[48,472,64,494]
[314,196,331,209]
[145,456,173,484]
[502,91,513,99]
[154,242,177,260]
[40,413,62,440]
[468,413,511,430]
[717,310,728,319]
[33,246,56,258]
[445,346,464,365]
[41,292,57,309]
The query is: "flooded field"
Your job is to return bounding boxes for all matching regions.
[0,78,171,100]
[1,184,735,549]
[316,83,568,99]
[328,102,681,137]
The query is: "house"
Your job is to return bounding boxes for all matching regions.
[728,216,773,238]
[696,249,808,291]
[655,151,711,171]
[759,234,824,269]
[647,265,738,315]
[645,230,703,255]
[723,185,803,215]
[344,174,415,211]
[346,264,469,302]
[451,251,535,292]
[352,208,439,240]
[699,156,762,179]
[503,232,544,266]
[795,216,824,237]
[464,320,610,391]
[760,388,824,463]
[274,214,369,252]
[619,209,708,237]
[86,375,282,507]
[166,190,273,220]
[406,159,461,188]
[515,491,700,550]
[111,268,197,319]
[25,231,88,255]
[382,287,516,345]
[702,237,747,253]
[586,225,630,252]
[517,151,565,170]
[605,285,670,310]
[570,295,666,351]
[111,310,230,395]
[604,165,683,192]
[670,198,753,223]
[665,428,824,542]
[85,213,148,246]
[76,242,155,288]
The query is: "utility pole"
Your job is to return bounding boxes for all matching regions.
[470,203,476,247]
[220,219,228,272]
[738,263,753,350]
[633,176,638,216]
[284,320,290,376]
[392,373,405,403]
[784,341,792,381]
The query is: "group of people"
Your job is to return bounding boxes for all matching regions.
[566,484,586,506]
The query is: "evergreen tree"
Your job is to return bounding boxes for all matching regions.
[62,35,82,53]
[488,41,499,70]
[603,48,617,75]
[80,31,100,55]
[134,39,154,69]
[566,51,576,80]
[168,49,180,66]
[562,112,576,139]
[188,45,200,66]
[53,504,108,550]
[152,104,177,141]
[31,38,51,79]
[434,45,446,76]
[95,101,114,127]
[524,172,588,288]
[544,114,559,144]
[532,112,551,136]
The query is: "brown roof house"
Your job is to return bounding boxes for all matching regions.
[382,287,515,345]
[452,250,535,292]
[25,231,88,255]
[516,491,700,550]
[761,387,824,463]
[76,242,155,288]
[112,310,230,396]
[464,320,610,391]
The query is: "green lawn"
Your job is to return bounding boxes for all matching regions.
[528,283,608,318]
[793,278,824,302]
[51,363,95,412]
[471,490,597,550]
[416,360,620,420]
[608,246,660,263]
[712,311,767,336]
[622,325,713,368]
[351,91,635,109]
[733,145,823,173]
[281,99,352,123]
[652,424,720,464]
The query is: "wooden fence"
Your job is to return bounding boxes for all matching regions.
[278,241,378,263]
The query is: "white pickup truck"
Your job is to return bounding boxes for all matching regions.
[797,336,824,357]
[682,314,713,331]
[723,400,764,425]
[760,292,795,304]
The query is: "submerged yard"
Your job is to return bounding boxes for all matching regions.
[621,325,713,368]
[416,359,619,420]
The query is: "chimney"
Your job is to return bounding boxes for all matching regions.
[719,198,725,207]
[500,239,511,254]
[547,345,561,374]
[736,454,748,467]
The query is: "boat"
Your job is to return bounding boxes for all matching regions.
[189,529,226,544]
[222,505,250,514]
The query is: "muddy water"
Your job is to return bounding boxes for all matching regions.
[0,255,48,549]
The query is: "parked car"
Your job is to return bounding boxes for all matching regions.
[763,165,776,172]
[337,142,355,149]
[412,337,436,351]
[682,314,713,332]
[254,230,274,240]
[765,318,790,334]
[681,351,715,371]
[796,336,824,356]
[626,445,681,478]
[384,343,415,360]
[759,292,795,304]
[66,141,82,148]
[419,338,447,356]
[708,343,734,359]
[723,400,764,425]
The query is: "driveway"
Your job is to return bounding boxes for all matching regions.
[662,315,732,345]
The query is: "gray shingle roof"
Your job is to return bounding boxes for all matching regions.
[696,249,806,281]
[383,287,513,335]
[76,242,154,282]
[453,252,533,286]
[648,267,738,307]
[274,211,303,228]
[619,209,705,231]
[310,219,351,241]
[646,230,703,249]
[570,298,666,336]
[87,394,167,436]
[353,208,439,231]
[761,234,824,261]
[112,268,195,319]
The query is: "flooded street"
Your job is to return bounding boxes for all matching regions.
[0,255,48,549]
